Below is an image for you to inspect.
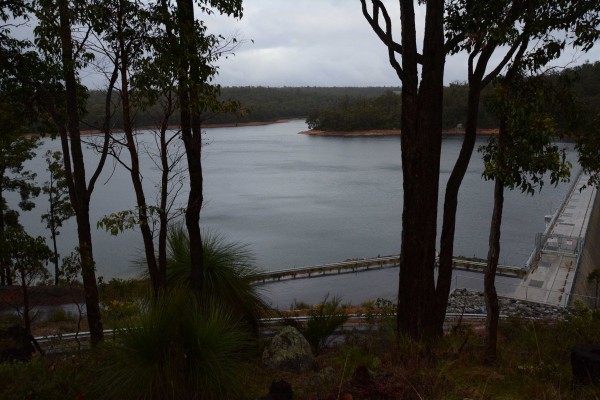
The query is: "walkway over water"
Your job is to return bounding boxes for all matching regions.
[515,171,597,306]
[254,255,525,283]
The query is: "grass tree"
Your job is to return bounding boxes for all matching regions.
[166,225,270,332]
[98,288,252,400]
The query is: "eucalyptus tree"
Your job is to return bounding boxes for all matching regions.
[481,72,574,361]
[435,0,600,335]
[93,0,241,297]
[361,0,447,340]
[89,0,166,295]
[41,150,74,285]
[361,0,600,341]
[34,0,118,345]
[156,0,243,295]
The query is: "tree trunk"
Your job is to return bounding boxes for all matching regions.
[117,14,161,296]
[176,0,204,295]
[434,85,481,335]
[19,266,31,335]
[484,117,507,363]
[58,0,103,345]
[0,182,6,286]
[19,267,31,336]
[48,179,60,285]
[158,110,173,291]
[396,0,444,341]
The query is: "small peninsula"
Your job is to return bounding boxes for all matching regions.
[299,128,499,137]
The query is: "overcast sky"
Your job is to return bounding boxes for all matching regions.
[9,0,600,88]
[201,0,600,87]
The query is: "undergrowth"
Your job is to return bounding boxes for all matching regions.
[3,301,600,399]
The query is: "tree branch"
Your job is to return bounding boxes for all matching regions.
[361,0,424,80]
[87,61,119,195]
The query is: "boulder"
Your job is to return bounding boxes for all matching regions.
[262,326,315,372]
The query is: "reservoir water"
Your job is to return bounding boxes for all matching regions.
[10,120,579,304]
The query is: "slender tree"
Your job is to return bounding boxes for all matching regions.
[480,72,572,361]
[41,150,74,285]
[166,0,242,295]
[34,0,117,345]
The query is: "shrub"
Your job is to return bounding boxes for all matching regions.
[300,295,349,354]
[166,226,270,331]
[97,289,253,400]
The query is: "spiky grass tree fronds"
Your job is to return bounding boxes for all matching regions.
[166,225,271,331]
[98,289,251,400]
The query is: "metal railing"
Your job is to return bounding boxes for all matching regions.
[253,255,524,283]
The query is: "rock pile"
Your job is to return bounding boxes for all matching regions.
[447,288,568,320]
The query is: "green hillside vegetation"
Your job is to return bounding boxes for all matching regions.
[306,84,500,131]
[307,61,600,132]
[81,86,401,130]
[78,61,600,133]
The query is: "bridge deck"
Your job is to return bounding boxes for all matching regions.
[253,256,524,283]
[515,172,596,306]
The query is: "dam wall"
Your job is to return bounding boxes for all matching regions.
[571,188,600,307]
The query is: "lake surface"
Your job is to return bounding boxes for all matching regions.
[10,120,579,303]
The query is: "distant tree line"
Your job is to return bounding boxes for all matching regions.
[74,62,600,133]
[306,61,600,131]
[80,86,400,130]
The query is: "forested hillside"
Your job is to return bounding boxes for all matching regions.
[306,61,600,131]
[79,61,600,132]
[81,86,400,130]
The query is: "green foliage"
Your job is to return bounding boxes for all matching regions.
[45,307,77,323]
[0,134,40,212]
[81,86,405,128]
[363,297,396,326]
[1,225,52,283]
[306,85,502,131]
[97,206,165,236]
[41,150,73,232]
[41,150,74,284]
[306,91,401,131]
[294,294,349,354]
[166,225,270,329]
[98,278,147,329]
[97,289,252,400]
[480,73,572,194]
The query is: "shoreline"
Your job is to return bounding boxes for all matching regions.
[299,128,499,137]
[57,119,298,136]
